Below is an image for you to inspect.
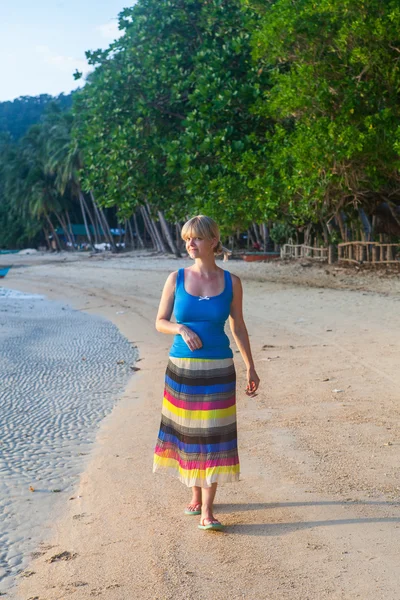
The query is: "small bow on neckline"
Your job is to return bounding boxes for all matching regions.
[198,295,210,301]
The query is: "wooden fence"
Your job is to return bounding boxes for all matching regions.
[338,242,400,264]
[281,243,328,261]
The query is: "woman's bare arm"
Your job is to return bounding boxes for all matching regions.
[155,272,181,335]
[229,275,260,395]
[155,271,203,351]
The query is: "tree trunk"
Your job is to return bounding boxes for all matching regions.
[126,218,134,249]
[65,210,76,248]
[371,215,377,240]
[326,217,335,237]
[247,228,256,246]
[116,221,123,249]
[252,223,262,245]
[158,210,181,257]
[157,216,169,246]
[150,217,166,252]
[78,190,94,248]
[321,220,329,245]
[358,209,372,242]
[336,211,348,242]
[261,223,269,250]
[90,191,115,250]
[387,201,400,230]
[145,203,167,252]
[140,205,160,251]
[176,222,183,251]
[80,193,99,244]
[133,212,145,248]
[43,226,51,250]
[45,214,62,251]
[54,212,74,249]
[304,223,312,246]
[90,191,105,243]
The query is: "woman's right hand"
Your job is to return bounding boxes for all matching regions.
[179,325,203,352]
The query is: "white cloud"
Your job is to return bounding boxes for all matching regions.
[96,20,123,42]
[35,45,89,75]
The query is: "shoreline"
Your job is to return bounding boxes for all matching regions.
[0,288,135,595]
[4,252,400,600]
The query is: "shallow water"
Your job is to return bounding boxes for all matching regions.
[0,287,136,593]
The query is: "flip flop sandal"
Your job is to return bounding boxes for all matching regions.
[184,503,202,516]
[198,518,224,531]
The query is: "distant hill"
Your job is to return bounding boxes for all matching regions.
[0,93,73,140]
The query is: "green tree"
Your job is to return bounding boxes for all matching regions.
[73,0,272,238]
[249,0,400,229]
[0,134,43,248]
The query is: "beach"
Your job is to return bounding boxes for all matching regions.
[1,251,400,599]
[0,287,136,594]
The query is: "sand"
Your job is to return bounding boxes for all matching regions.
[0,288,135,593]
[0,250,399,599]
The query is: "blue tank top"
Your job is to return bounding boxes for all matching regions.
[169,268,234,359]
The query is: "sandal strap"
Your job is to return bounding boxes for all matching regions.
[200,517,221,526]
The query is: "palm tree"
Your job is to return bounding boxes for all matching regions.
[4,124,65,250]
[44,106,116,250]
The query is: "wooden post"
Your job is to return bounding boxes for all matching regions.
[387,245,393,261]
[348,244,353,261]
[372,245,377,264]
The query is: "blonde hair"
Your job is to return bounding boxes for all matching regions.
[181,215,223,255]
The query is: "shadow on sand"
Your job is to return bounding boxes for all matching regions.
[216,501,400,536]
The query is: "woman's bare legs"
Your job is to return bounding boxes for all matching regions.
[201,483,220,523]
[186,485,202,511]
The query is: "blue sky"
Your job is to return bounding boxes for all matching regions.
[0,1,131,101]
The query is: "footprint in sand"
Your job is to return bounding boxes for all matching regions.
[46,551,78,563]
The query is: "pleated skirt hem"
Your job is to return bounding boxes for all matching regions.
[153,458,240,489]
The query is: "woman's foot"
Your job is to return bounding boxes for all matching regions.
[185,487,202,515]
[199,505,223,529]
[198,516,223,531]
[184,502,202,516]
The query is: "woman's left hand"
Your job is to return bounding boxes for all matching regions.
[245,367,260,396]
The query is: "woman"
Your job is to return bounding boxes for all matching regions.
[153,215,260,531]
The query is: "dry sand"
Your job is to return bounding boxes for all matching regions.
[1,250,399,599]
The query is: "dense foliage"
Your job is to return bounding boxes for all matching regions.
[73,0,273,235]
[1,0,400,249]
[249,0,400,223]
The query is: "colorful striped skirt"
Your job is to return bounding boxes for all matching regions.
[153,356,240,488]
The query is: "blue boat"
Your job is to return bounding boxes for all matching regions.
[0,250,19,255]
[0,266,11,278]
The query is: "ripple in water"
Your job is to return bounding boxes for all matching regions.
[0,288,137,593]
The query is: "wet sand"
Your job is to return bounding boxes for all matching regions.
[0,251,399,599]
[0,288,135,594]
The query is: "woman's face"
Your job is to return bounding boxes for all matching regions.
[185,235,216,259]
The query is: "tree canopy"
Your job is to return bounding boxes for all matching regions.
[2,0,400,249]
[73,0,273,234]
[250,0,400,223]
